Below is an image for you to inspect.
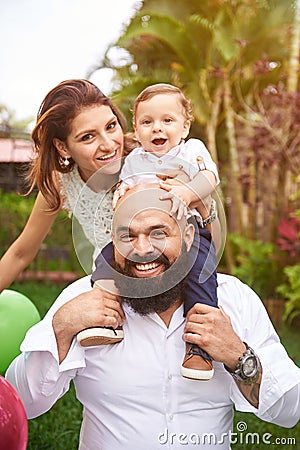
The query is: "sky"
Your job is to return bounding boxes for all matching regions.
[0,0,141,127]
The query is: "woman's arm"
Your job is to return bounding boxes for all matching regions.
[0,192,59,291]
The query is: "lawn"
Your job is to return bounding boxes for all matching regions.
[9,280,300,450]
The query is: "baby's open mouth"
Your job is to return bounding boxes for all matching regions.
[152,138,166,146]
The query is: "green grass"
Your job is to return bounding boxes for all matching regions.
[9,281,300,449]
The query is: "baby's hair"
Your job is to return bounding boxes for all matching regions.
[27,79,127,211]
[133,83,194,124]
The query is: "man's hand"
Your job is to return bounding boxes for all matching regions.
[183,303,246,370]
[183,303,262,408]
[53,284,125,363]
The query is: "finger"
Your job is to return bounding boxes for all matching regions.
[160,179,175,186]
[192,303,216,315]
[185,312,206,326]
[102,306,125,326]
[101,315,120,328]
[94,287,119,301]
[159,182,172,192]
[156,173,170,181]
[182,332,202,346]
[169,198,181,217]
[112,193,120,210]
[105,301,126,322]
[176,202,187,220]
[159,191,175,202]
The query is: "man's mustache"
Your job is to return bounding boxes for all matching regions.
[125,252,170,266]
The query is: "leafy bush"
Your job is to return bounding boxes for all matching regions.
[229,234,284,300]
[277,264,300,325]
[0,190,83,274]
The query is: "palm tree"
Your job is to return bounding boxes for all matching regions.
[89,0,297,243]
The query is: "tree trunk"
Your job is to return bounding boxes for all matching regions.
[287,0,300,92]
[223,72,243,234]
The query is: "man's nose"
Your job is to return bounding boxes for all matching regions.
[133,235,155,256]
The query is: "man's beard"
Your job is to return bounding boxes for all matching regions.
[112,243,190,316]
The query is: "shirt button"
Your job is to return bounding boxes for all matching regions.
[158,160,162,165]
[197,156,204,163]
[168,374,172,380]
[169,414,174,421]
[178,164,183,169]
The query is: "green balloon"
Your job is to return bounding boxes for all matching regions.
[0,289,41,374]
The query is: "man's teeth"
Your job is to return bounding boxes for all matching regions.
[135,262,159,271]
[98,150,116,160]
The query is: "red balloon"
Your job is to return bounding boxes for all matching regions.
[0,376,28,450]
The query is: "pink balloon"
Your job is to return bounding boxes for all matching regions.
[0,376,28,450]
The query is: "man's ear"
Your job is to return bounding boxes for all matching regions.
[53,138,71,159]
[184,223,195,251]
[182,120,191,140]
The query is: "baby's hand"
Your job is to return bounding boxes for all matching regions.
[159,183,193,220]
[112,184,132,210]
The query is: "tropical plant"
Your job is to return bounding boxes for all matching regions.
[277,264,300,325]
[90,0,298,231]
[228,233,285,300]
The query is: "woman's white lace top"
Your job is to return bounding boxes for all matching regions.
[59,165,113,256]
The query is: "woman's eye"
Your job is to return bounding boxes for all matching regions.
[81,133,93,142]
[142,119,151,125]
[107,120,117,130]
[164,118,172,123]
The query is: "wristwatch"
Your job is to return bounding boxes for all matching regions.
[199,199,217,228]
[226,342,259,381]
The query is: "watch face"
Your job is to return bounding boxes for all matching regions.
[242,355,258,378]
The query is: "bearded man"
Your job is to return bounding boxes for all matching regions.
[6,185,300,450]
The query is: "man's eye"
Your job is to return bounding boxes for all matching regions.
[150,230,166,239]
[119,234,131,242]
[81,133,93,141]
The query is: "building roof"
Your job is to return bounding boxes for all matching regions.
[0,138,35,163]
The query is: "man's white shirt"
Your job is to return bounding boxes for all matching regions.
[6,274,300,450]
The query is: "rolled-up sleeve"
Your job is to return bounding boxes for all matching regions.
[219,275,300,427]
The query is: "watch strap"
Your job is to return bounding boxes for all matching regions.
[224,342,258,381]
[199,199,217,228]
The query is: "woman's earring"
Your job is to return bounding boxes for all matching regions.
[63,157,70,166]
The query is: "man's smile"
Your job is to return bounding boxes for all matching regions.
[131,259,164,278]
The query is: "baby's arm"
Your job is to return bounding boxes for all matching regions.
[159,169,217,219]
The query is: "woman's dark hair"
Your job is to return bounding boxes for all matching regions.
[28,79,127,211]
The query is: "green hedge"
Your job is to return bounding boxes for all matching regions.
[0,190,84,274]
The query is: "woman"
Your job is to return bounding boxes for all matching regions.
[0,79,131,292]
